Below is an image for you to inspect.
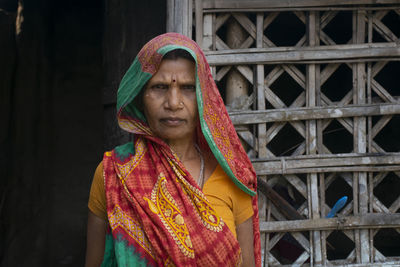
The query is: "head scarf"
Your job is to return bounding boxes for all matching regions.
[102,33,260,267]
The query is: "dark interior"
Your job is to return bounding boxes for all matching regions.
[1,0,165,265]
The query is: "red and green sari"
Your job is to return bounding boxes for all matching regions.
[102,33,261,266]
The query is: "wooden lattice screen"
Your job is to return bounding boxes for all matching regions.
[169,0,400,266]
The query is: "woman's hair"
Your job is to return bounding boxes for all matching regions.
[163,49,195,63]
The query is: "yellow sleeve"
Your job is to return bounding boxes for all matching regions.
[232,184,254,226]
[203,165,254,238]
[88,161,107,221]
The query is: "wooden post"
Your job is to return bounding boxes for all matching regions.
[195,0,203,47]
[225,14,251,152]
[367,10,375,263]
[225,18,250,106]
[307,10,322,266]
[166,0,192,38]
[353,9,370,263]
[255,12,269,266]
[197,10,216,78]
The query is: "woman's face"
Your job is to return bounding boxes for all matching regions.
[143,58,198,144]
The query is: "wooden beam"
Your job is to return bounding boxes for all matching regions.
[264,260,400,267]
[203,0,400,11]
[205,43,400,65]
[257,178,304,221]
[228,103,400,124]
[323,261,400,267]
[260,213,400,233]
[252,153,400,175]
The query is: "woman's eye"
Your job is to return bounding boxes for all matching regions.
[182,85,195,90]
[152,84,168,90]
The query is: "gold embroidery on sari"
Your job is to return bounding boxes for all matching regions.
[118,117,153,136]
[115,138,147,181]
[168,158,224,232]
[108,205,155,259]
[164,256,176,267]
[145,173,194,258]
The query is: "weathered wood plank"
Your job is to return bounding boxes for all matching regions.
[215,13,230,31]
[205,43,400,65]
[195,0,203,47]
[260,213,400,233]
[307,11,322,264]
[166,0,175,33]
[325,260,400,267]
[204,6,400,13]
[254,152,400,167]
[274,260,400,267]
[228,103,400,125]
[372,79,397,103]
[202,14,213,51]
[203,0,400,10]
[372,15,399,42]
[353,10,369,263]
[252,153,400,175]
[256,165,400,175]
[166,0,192,37]
[257,178,304,221]
[255,13,268,266]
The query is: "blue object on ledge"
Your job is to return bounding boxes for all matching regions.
[326,196,348,218]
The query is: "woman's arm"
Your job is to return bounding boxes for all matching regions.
[236,217,256,267]
[85,211,107,267]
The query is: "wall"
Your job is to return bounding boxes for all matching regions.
[0,0,165,265]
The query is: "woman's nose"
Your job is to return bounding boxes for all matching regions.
[165,85,183,110]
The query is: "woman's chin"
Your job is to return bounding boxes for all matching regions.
[157,130,194,144]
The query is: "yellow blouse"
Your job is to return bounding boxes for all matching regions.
[88,162,253,238]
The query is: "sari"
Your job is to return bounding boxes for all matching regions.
[102,33,261,267]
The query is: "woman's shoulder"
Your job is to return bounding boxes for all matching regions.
[203,163,254,224]
[108,141,135,159]
[204,164,243,194]
[103,139,148,162]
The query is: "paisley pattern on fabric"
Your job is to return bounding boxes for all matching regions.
[145,173,194,258]
[163,256,176,267]
[115,138,147,181]
[108,205,156,259]
[168,157,224,232]
[119,117,153,136]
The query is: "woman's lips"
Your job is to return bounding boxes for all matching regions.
[160,117,185,126]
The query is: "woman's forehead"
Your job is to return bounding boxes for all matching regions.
[151,58,196,81]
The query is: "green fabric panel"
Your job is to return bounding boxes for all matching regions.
[117,56,152,120]
[114,142,135,161]
[102,234,149,267]
[101,234,117,267]
[114,236,149,267]
[156,45,198,64]
[124,102,147,122]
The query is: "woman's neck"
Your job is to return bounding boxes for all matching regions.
[167,138,198,162]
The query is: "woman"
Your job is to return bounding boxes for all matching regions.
[86,33,261,266]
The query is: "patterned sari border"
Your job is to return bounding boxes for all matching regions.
[108,205,156,260]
